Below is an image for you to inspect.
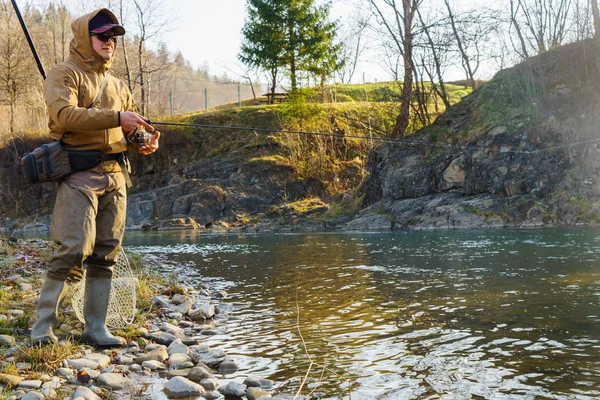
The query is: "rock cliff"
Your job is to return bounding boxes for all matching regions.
[348,39,600,230]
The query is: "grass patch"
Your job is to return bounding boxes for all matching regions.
[14,342,77,374]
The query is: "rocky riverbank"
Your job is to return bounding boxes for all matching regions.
[0,238,296,400]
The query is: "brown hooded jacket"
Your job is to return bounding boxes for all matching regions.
[44,8,133,159]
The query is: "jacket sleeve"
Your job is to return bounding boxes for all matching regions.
[44,66,119,132]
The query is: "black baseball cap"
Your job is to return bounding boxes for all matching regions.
[89,12,125,36]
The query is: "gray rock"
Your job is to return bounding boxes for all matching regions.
[243,376,275,388]
[20,392,44,400]
[16,362,32,370]
[218,357,239,374]
[173,298,194,315]
[199,378,218,391]
[84,353,111,368]
[57,368,73,378]
[67,358,99,370]
[187,366,215,382]
[167,339,189,355]
[149,331,177,345]
[42,377,61,390]
[166,369,191,378]
[202,391,220,400]
[169,353,193,369]
[0,335,16,347]
[161,322,185,338]
[142,360,167,370]
[163,376,205,398]
[41,387,57,398]
[247,387,271,400]
[171,294,188,304]
[153,295,171,308]
[223,381,247,397]
[97,373,130,390]
[18,380,42,389]
[188,304,215,322]
[129,364,143,373]
[135,347,169,364]
[73,386,102,400]
[189,345,225,368]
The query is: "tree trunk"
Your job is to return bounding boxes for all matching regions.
[138,39,146,115]
[593,0,600,38]
[119,0,133,92]
[393,0,415,138]
[445,0,476,89]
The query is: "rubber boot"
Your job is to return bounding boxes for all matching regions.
[30,278,69,345]
[81,277,126,348]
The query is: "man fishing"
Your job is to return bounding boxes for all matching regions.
[30,8,160,348]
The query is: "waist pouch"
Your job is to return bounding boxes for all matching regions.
[21,141,123,184]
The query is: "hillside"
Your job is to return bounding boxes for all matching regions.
[349,38,600,230]
[0,81,470,234]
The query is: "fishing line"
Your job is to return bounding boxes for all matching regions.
[149,121,600,155]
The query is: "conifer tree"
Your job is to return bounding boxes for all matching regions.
[239,0,341,96]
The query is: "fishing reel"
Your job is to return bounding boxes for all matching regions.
[126,126,152,148]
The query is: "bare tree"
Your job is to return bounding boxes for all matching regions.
[590,0,600,37]
[44,3,71,65]
[131,0,172,116]
[0,1,36,145]
[368,0,423,137]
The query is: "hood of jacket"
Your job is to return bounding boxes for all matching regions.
[69,8,119,73]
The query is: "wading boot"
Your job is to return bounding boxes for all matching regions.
[81,277,126,348]
[30,278,69,345]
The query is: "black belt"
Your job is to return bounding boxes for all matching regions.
[102,152,124,162]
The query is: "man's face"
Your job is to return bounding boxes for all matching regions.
[91,32,116,61]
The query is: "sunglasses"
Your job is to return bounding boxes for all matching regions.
[92,33,117,44]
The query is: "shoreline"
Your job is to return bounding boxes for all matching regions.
[0,238,280,399]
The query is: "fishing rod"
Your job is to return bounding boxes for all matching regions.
[11,0,46,80]
[148,120,600,155]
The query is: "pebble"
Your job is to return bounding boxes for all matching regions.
[0,373,24,386]
[16,362,31,370]
[167,339,189,355]
[244,376,275,388]
[84,353,111,368]
[8,309,24,316]
[129,364,143,373]
[97,373,130,390]
[57,368,74,378]
[142,360,167,370]
[219,356,239,374]
[20,392,44,400]
[171,294,188,304]
[42,377,61,390]
[67,358,99,370]
[18,380,42,389]
[223,381,247,397]
[187,366,215,382]
[188,304,215,322]
[200,378,218,391]
[135,347,169,364]
[161,322,186,338]
[166,369,190,378]
[247,387,272,400]
[73,386,102,400]
[149,331,177,345]
[163,376,205,398]
[0,334,16,347]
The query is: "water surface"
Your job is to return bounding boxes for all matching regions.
[124,228,600,399]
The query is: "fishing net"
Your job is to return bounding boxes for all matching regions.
[70,248,137,328]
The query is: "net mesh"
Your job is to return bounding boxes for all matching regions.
[70,248,137,328]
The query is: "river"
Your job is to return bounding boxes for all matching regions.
[124,228,600,399]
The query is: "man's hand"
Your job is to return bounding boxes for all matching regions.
[120,111,153,133]
[138,131,160,155]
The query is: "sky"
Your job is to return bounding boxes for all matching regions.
[158,0,391,84]
[20,0,495,85]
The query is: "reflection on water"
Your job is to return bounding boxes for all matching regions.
[124,228,600,399]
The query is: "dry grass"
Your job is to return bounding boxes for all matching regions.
[14,342,78,374]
